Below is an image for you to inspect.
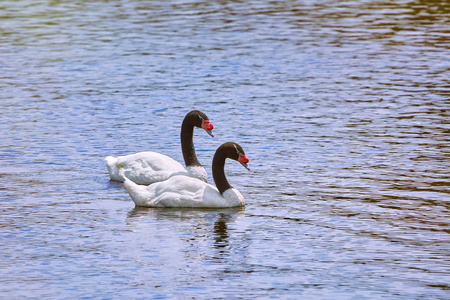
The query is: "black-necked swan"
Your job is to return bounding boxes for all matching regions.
[105,110,214,185]
[122,142,250,208]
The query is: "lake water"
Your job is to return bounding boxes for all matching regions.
[1,0,449,298]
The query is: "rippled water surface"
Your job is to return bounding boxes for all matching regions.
[1,0,449,298]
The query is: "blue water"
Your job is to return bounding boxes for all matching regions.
[1,0,449,298]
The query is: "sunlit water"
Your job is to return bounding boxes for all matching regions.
[1,0,449,298]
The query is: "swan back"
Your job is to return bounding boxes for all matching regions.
[186,166,208,183]
[106,151,186,185]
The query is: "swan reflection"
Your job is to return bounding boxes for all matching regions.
[126,207,249,265]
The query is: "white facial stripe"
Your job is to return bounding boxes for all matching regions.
[234,144,242,156]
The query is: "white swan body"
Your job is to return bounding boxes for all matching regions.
[105,152,198,185]
[123,175,244,208]
[105,110,213,185]
[122,142,250,208]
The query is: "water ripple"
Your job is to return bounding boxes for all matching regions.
[1,0,449,298]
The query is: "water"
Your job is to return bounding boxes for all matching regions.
[1,0,449,298]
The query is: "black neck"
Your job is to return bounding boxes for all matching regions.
[181,118,201,167]
[212,149,232,194]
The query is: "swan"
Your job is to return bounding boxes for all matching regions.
[123,142,250,208]
[105,110,214,185]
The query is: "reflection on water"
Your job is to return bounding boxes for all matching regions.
[124,207,251,294]
[213,213,231,249]
[0,0,449,298]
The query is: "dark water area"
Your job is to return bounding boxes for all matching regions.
[1,0,449,298]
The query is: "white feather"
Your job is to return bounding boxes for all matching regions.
[123,175,245,208]
[105,152,189,185]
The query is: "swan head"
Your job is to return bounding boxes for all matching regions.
[219,142,250,171]
[188,110,214,137]
[234,144,250,171]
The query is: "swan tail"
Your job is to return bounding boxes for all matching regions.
[105,156,117,168]
[105,156,124,181]
[122,172,151,206]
